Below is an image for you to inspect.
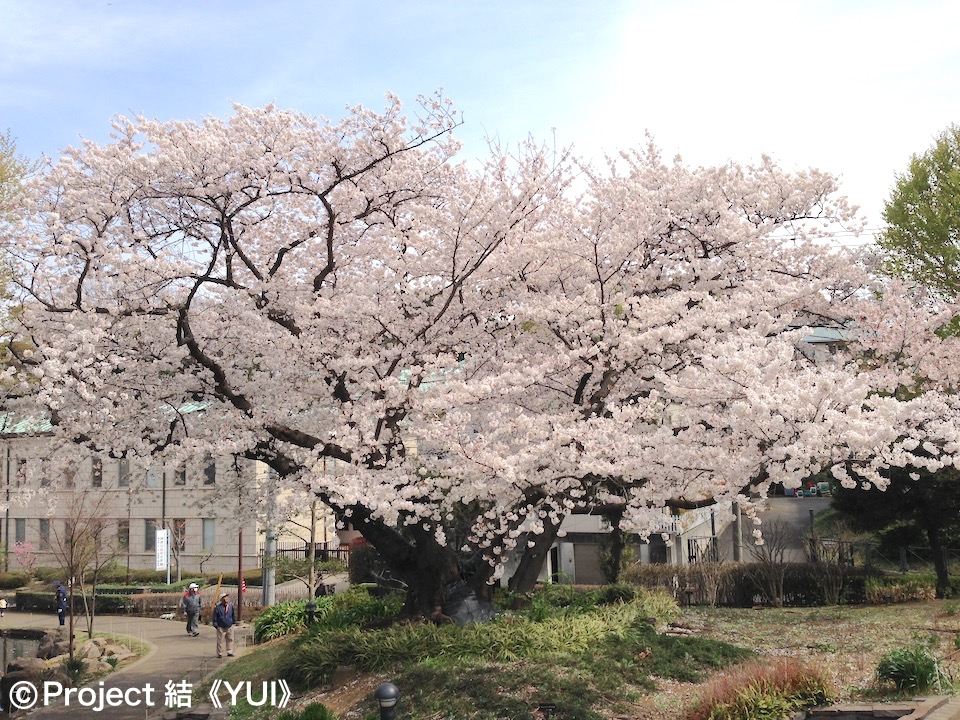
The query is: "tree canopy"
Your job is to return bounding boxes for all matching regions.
[880,124,960,300]
[6,96,960,615]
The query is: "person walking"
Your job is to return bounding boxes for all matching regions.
[55,583,67,626]
[0,597,7,617]
[180,583,202,636]
[212,592,235,658]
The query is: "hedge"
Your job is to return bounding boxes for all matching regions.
[15,590,130,613]
[0,572,30,590]
[621,561,882,607]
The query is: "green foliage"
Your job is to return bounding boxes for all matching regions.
[397,659,604,720]
[32,565,174,585]
[275,703,338,720]
[254,587,403,642]
[880,123,960,301]
[214,569,262,586]
[278,591,736,695]
[0,571,30,589]
[522,582,676,620]
[347,543,380,585]
[63,656,86,685]
[875,646,950,693]
[15,590,129,613]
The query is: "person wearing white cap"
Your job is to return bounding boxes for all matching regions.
[180,583,202,637]
[212,592,236,658]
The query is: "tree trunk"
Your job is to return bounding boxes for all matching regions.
[608,522,625,584]
[508,519,561,594]
[349,507,462,622]
[925,525,950,599]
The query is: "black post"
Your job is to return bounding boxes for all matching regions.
[305,600,316,625]
[374,683,400,720]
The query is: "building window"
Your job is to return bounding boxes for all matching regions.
[145,467,162,489]
[118,458,130,487]
[174,467,186,486]
[173,518,186,551]
[14,458,26,487]
[39,519,50,550]
[91,457,103,488]
[14,518,25,544]
[117,520,129,549]
[144,519,156,552]
[202,518,215,550]
[203,460,216,486]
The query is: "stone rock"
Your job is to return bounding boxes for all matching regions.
[36,630,67,659]
[0,670,35,712]
[6,656,47,674]
[76,639,103,659]
[102,643,132,657]
[81,657,112,675]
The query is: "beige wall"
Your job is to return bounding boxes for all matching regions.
[0,436,260,576]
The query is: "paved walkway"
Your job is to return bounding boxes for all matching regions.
[2,611,253,718]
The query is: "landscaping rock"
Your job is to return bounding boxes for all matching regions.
[0,670,34,712]
[81,657,113,675]
[76,639,102,659]
[6,656,47,674]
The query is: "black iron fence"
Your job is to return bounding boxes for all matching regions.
[807,538,960,575]
[257,541,350,567]
[687,536,720,563]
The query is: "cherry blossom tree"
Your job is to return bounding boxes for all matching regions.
[8,94,952,616]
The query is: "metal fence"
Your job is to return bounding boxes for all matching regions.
[808,538,960,575]
[687,536,720,563]
[257,541,350,566]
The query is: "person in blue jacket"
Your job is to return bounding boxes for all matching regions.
[212,592,235,658]
[55,583,67,626]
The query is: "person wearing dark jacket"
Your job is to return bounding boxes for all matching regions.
[212,592,235,658]
[55,584,67,626]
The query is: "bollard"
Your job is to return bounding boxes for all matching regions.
[374,682,400,720]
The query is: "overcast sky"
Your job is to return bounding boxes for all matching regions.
[3,0,959,237]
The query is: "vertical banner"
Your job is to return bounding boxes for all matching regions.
[155,528,170,571]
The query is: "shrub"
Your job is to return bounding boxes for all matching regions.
[15,590,130,613]
[300,703,338,720]
[0,571,30,589]
[130,592,185,615]
[213,569,263,586]
[686,658,831,720]
[875,646,949,693]
[275,703,338,720]
[866,576,937,604]
[254,587,404,642]
[63,656,86,685]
